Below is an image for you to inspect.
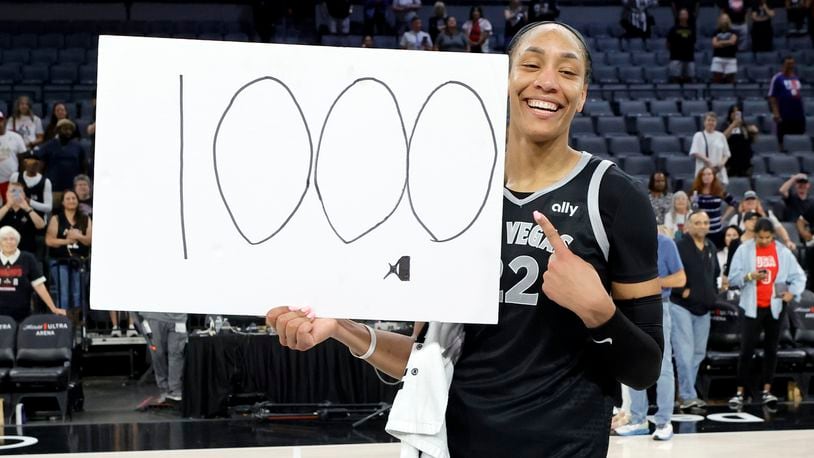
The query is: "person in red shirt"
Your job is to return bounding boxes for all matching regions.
[728,218,805,409]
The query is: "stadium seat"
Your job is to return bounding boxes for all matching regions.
[78,65,97,85]
[626,84,656,100]
[644,66,668,83]
[746,65,772,83]
[0,315,16,383]
[737,83,764,99]
[9,314,74,421]
[50,65,78,84]
[596,117,628,137]
[742,99,771,117]
[606,52,632,66]
[649,100,680,117]
[698,302,742,400]
[621,156,655,175]
[65,33,94,49]
[592,65,619,84]
[709,84,737,99]
[30,48,58,66]
[621,39,646,52]
[784,135,812,153]
[21,65,49,84]
[754,175,785,197]
[617,100,648,117]
[664,156,695,181]
[752,136,781,154]
[793,153,814,174]
[726,176,751,199]
[755,51,780,65]
[574,136,607,155]
[649,135,683,155]
[2,49,30,65]
[681,99,709,116]
[570,117,595,136]
[711,99,735,117]
[608,136,642,156]
[632,52,656,66]
[634,116,666,136]
[767,155,801,175]
[619,66,645,84]
[583,100,614,117]
[0,64,19,84]
[58,48,87,65]
[38,33,64,49]
[656,84,682,99]
[11,33,37,49]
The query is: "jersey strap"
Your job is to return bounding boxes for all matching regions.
[587,159,614,262]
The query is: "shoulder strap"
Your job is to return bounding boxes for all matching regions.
[702,132,709,158]
[587,159,615,262]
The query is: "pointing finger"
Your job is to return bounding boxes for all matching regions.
[533,210,569,255]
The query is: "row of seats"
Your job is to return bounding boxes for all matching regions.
[1,48,97,65]
[699,298,814,399]
[574,114,804,138]
[581,132,812,155]
[585,34,813,53]
[592,64,814,85]
[610,154,813,183]
[592,50,814,66]
[0,314,75,421]
[0,63,96,85]
[585,83,811,101]
[581,98,814,118]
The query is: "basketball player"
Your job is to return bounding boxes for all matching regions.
[267,22,663,457]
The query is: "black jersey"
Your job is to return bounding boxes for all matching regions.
[446,153,658,458]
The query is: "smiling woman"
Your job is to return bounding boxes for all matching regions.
[266,21,664,458]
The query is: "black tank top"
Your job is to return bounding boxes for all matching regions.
[51,212,90,259]
[446,153,616,457]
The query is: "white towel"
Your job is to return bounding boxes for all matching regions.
[385,322,464,458]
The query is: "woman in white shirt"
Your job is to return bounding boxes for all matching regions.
[663,190,691,239]
[5,96,44,150]
[690,112,730,185]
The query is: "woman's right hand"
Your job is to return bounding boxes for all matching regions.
[266,306,338,351]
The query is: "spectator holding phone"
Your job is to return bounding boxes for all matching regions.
[400,17,433,50]
[727,218,805,409]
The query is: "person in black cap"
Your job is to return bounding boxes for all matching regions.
[728,190,796,251]
[780,172,812,222]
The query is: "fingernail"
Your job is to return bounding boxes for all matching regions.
[288,306,297,311]
[306,311,315,320]
[301,306,311,314]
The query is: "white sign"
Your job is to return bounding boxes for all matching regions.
[90,36,507,323]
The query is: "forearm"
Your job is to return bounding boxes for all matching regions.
[29,199,49,214]
[33,283,58,311]
[660,271,686,289]
[589,298,663,390]
[332,319,415,379]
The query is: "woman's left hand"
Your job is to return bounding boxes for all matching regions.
[785,240,797,251]
[781,291,795,303]
[533,211,614,328]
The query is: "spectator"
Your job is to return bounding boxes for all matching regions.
[0,111,26,198]
[45,190,91,312]
[769,56,806,151]
[711,13,738,83]
[36,119,88,200]
[0,182,46,255]
[324,0,352,35]
[0,225,64,322]
[400,17,433,50]
[392,0,421,34]
[690,112,731,185]
[667,8,696,84]
[723,105,758,177]
[671,210,718,410]
[109,311,137,337]
[691,166,738,248]
[780,173,812,222]
[719,0,749,51]
[364,0,389,36]
[361,35,375,48]
[5,96,44,151]
[73,174,92,217]
[615,228,684,440]
[795,202,814,290]
[786,0,807,35]
[141,312,188,402]
[727,218,805,409]
[750,0,774,52]
[664,190,691,238]
[728,190,796,251]
[86,95,96,137]
[43,103,79,141]
[720,211,759,290]
[504,0,528,44]
[10,153,52,218]
[620,0,657,39]
[462,6,493,53]
[435,17,470,52]
[717,224,743,290]
[671,0,700,27]
[429,2,448,43]
[649,171,673,225]
[528,0,560,22]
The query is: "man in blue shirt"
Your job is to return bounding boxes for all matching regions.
[616,228,685,440]
[769,56,806,151]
